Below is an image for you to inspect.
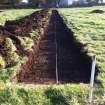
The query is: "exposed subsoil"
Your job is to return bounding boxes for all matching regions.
[15,10,97,84]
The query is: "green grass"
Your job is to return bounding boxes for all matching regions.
[0,8,105,105]
[59,6,105,86]
[0,9,37,25]
[0,82,89,105]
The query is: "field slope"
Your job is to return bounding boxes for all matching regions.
[0,8,105,105]
[59,6,105,86]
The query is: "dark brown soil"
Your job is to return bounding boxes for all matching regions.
[0,9,50,68]
[17,14,56,84]
[53,10,92,83]
[15,10,99,84]
[4,10,48,36]
[90,9,104,14]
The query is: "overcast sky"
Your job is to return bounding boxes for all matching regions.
[22,0,28,3]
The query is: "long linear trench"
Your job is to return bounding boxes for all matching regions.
[17,10,92,84]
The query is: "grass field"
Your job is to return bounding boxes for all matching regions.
[59,6,105,86]
[0,9,36,25]
[0,7,105,105]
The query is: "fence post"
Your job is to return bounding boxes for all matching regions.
[54,21,58,84]
[88,55,96,105]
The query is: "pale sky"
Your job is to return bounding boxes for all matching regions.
[22,0,28,3]
[68,0,73,5]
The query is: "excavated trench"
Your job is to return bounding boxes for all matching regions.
[16,10,97,84]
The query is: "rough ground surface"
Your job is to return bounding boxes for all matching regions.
[17,10,92,84]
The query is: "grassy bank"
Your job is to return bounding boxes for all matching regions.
[0,9,37,25]
[0,82,89,105]
[59,6,105,86]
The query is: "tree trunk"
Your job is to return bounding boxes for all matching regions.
[10,0,15,7]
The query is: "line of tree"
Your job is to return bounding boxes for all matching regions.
[0,0,61,7]
[25,0,105,6]
[0,0,20,4]
[28,0,61,7]
[0,0,104,7]
[28,0,105,7]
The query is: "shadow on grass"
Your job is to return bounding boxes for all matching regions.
[45,88,69,105]
[51,10,100,83]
